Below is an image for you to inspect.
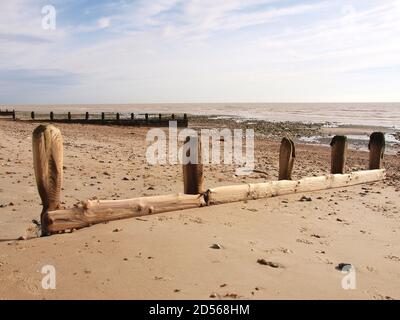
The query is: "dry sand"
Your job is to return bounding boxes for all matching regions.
[0,119,399,300]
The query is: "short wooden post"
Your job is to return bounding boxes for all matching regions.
[85,112,89,121]
[68,112,71,120]
[101,112,105,124]
[330,135,348,174]
[31,111,35,119]
[131,113,134,120]
[184,113,187,121]
[172,114,175,120]
[278,137,295,180]
[32,124,63,235]
[368,132,385,169]
[183,135,204,194]
[50,111,54,121]
[116,113,120,122]
[145,113,149,124]
[159,113,162,124]
[12,110,16,120]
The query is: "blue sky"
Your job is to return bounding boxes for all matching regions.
[1,0,400,104]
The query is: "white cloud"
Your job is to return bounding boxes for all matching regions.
[97,17,111,29]
[1,0,400,103]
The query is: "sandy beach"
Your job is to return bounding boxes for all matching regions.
[0,118,399,300]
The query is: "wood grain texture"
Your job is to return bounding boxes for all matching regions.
[206,169,385,205]
[32,124,63,235]
[47,193,206,232]
[330,135,348,174]
[369,132,385,170]
[183,135,204,194]
[278,137,295,180]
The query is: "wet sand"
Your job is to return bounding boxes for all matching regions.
[0,119,399,299]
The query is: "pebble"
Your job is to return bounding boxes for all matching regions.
[335,263,353,271]
[257,259,284,268]
[210,243,222,249]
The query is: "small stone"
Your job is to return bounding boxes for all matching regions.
[257,259,284,268]
[299,196,312,202]
[224,293,239,298]
[210,243,222,249]
[335,263,352,271]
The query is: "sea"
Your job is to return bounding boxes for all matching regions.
[3,102,400,129]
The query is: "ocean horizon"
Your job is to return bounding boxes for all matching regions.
[3,102,400,128]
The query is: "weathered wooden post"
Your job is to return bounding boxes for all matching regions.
[68,112,71,121]
[101,112,105,124]
[32,124,63,236]
[131,113,134,120]
[12,110,16,120]
[278,137,295,180]
[182,135,204,194]
[50,111,54,121]
[172,114,175,120]
[145,113,149,124]
[330,135,348,174]
[184,113,187,121]
[159,113,162,124]
[369,132,385,169]
[116,113,120,123]
[85,112,89,121]
[31,111,35,120]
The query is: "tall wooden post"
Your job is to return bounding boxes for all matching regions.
[183,135,204,194]
[101,112,105,124]
[85,112,89,121]
[68,112,71,120]
[31,111,35,120]
[278,137,295,180]
[330,135,348,174]
[369,132,385,169]
[32,124,63,235]
[50,111,54,121]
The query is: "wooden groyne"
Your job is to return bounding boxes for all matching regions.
[11,111,188,127]
[0,109,15,119]
[31,124,386,236]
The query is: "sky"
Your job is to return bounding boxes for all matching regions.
[1,0,400,104]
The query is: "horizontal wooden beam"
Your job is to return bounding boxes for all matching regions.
[47,193,205,233]
[206,169,385,205]
[46,169,385,233]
